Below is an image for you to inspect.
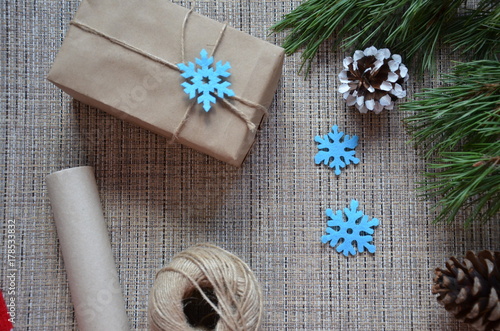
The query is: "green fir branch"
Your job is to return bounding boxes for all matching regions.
[385,0,464,72]
[424,147,500,226]
[271,0,499,74]
[446,0,500,61]
[272,0,373,74]
[402,60,500,226]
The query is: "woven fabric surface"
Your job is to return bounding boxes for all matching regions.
[1,0,499,330]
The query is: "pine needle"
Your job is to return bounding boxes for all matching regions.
[446,0,500,61]
[271,0,500,74]
[402,60,500,226]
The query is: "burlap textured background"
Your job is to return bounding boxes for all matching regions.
[1,0,498,330]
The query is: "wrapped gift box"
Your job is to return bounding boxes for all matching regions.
[48,0,284,166]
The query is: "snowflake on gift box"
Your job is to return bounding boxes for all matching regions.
[321,200,379,257]
[177,49,235,112]
[314,125,359,175]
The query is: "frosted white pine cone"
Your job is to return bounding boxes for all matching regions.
[338,46,408,114]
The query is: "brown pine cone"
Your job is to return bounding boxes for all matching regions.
[432,250,500,331]
[338,46,408,114]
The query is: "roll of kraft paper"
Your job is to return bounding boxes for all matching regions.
[47,166,129,331]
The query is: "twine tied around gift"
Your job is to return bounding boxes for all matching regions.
[69,8,268,144]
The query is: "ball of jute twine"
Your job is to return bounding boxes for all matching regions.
[148,243,263,331]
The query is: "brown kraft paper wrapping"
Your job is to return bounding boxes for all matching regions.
[47,0,284,166]
[46,166,129,331]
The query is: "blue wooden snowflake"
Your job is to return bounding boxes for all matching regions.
[314,125,359,175]
[177,49,235,112]
[321,200,379,256]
